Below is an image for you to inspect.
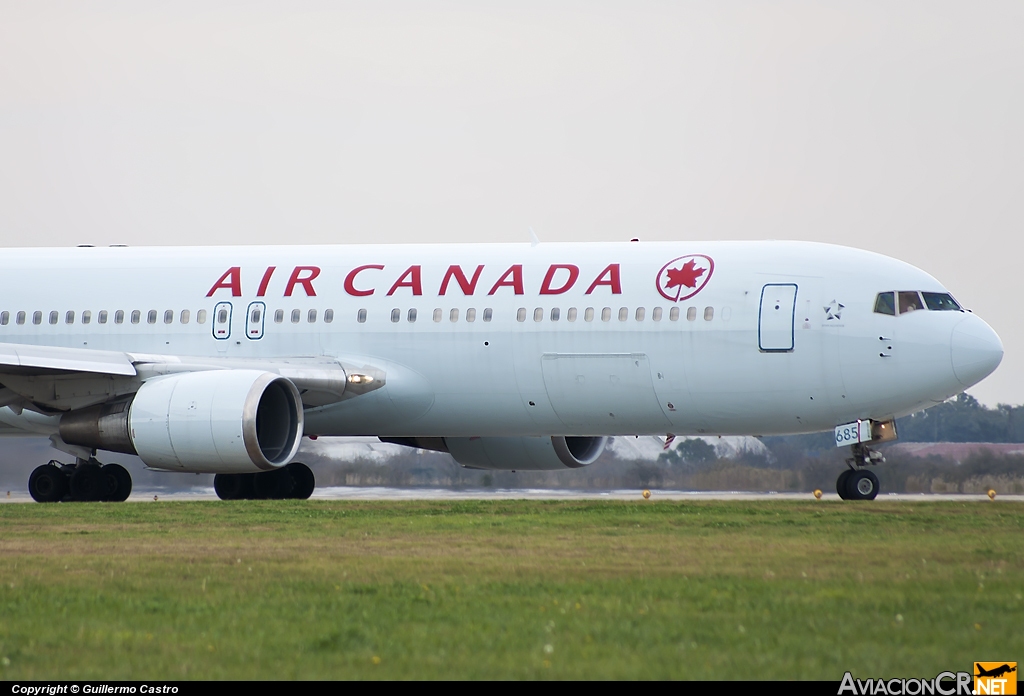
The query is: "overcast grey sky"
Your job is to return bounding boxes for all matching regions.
[1,1,1021,405]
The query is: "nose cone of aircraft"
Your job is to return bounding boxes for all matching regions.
[951,315,1004,387]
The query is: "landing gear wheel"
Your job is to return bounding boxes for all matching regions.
[214,473,254,500]
[70,462,106,501]
[836,469,853,500]
[101,464,132,502]
[29,463,68,503]
[845,469,880,501]
[253,468,294,499]
[286,462,315,500]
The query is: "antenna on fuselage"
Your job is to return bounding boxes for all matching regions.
[529,227,540,247]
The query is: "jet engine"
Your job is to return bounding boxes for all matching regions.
[59,370,303,473]
[385,435,607,471]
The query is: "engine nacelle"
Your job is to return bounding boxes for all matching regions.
[444,435,607,471]
[59,370,304,474]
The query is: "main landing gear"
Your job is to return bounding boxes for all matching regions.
[28,459,315,503]
[836,443,884,501]
[213,462,315,500]
[28,459,133,503]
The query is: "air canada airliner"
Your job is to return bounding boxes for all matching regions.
[0,240,1002,502]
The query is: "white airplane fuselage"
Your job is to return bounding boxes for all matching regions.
[0,240,1003,444]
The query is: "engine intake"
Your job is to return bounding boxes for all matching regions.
[59,370,304,473]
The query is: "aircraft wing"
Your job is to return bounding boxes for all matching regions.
[0,342,137,376]
[0,341,374,413]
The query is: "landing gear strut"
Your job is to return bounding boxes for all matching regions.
[213,462,315,501]
[28,459,133,503]
[837,443,883,501]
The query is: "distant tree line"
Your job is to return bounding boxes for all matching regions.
[761,393,1024,458]
[894,393,1024,443]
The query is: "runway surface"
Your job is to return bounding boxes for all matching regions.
[2,486,1022,503]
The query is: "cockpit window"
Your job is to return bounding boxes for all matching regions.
[922,292,961,311]
[898,291,924,314]
[874,292,895,316]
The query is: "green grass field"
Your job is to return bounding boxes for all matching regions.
[0,499,1021,680]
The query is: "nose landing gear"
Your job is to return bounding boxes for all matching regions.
[837,443,883,500]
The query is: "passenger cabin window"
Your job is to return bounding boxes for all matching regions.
[618,307,628,321]
[567,307,577,322]
[164,310,174,324]
[147,310,157,324]
[98,310,108,324]
[308,309,317,323]
[291,309,300,324]
[391,309,400,323]
[584,307,594,322]
[82,310,91,324]
[550,308,559,322]
[450,308,459,322]
[49,311,58,325]
[275,309,284,323]
[704,307,714,321]
[516,308,526,322]
[66,311,75,324]
[17,311,26,325]
[652,307,662,321]
[33,311,42,325]
[482,308,492,322]
[434,308,443,323]
[407,309,416,323]
[670,307,680,321]
[197,309,207,324]
[466,308,476,322]
[898,291,924,315]
[874,292,896,316]
[635,307,645,321]
[686,307,696,321]
[534,308,543,322]
[357,309,367,323]
[324,309,334,323]
[180,310,190,324]
[117,310,126,324]
[922,292,961,311]
[0,311,8,325]
[601,307,611,322]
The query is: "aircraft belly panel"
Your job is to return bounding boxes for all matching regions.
[541,353,671,433]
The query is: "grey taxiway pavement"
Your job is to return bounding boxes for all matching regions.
[3,487,1022,503]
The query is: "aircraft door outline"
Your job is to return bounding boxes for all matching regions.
[246,301,266,340]
[758,283,798,352]
[213,302,233,340]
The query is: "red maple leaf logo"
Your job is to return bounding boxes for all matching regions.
[664,259,705,290]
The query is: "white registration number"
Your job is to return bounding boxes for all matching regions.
[835,420,872,447]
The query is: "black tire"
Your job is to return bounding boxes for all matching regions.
[253,468,293,499]
[29,464,68,503]
[287,462,315,500]
[101,464,132,502]
[845,469,880,501]
[214,473,252,500]
[836,469,853,500]
[70,463,106,501]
